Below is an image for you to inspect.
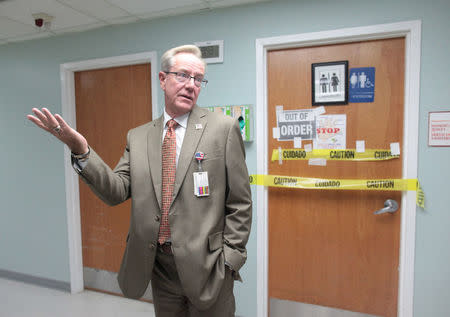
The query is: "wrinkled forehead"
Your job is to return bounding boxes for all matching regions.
[172,53,206,75]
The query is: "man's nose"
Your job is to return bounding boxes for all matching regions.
[184,77,196,89]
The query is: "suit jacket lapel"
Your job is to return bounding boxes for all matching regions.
[173,105,207,200]
[147,116,164,209]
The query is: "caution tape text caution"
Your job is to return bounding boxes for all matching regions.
[250,174,424,208]
[271,149,400,162]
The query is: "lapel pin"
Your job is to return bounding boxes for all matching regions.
[195,124,202,130]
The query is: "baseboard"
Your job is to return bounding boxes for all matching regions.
[83,266,153,301]
[0,268,70,292]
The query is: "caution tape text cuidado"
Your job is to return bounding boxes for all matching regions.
[271,149,400,162]
[250,174,424,208]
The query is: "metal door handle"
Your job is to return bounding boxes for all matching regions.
[374,199,398,215]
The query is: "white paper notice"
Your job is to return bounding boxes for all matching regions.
[429,111,450,146]
[314,106,326,115]
[308,158,327,166]
[390,142,401,155]
[315,114,347,149]
[356,140,365,153]
[278,146,283,165]
[273,127,280,139]
[276,105,284,113]
[294,137,302,148]
[275,105,283,124]
[304,144,312,152]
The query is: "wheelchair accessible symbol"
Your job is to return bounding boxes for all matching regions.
[349,67,375,103]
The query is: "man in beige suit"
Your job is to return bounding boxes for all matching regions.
[27,45,252,317]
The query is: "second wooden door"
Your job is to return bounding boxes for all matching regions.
[75,63,152,297]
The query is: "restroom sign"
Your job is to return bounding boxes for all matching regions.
[277,109,316,141]
[349,67,375,103]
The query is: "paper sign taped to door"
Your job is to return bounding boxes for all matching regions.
[276,109,316,141]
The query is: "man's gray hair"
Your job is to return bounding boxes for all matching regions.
[160,45,206,72]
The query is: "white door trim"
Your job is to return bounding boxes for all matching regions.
[60,51,159,293]
[255,20,421,317]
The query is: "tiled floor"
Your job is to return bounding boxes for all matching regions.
[0,277,156,317]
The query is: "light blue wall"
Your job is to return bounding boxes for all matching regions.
[1,0,449,316]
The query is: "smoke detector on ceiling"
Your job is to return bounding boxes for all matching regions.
[32,13,54,31]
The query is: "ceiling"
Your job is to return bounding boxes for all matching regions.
[0,0,268,45]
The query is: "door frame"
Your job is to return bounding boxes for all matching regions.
[255,20,421,317]
[60,51,159,293]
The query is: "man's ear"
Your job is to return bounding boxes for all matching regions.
[159,71,166,90]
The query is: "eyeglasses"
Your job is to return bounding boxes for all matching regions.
[165,71,208,88]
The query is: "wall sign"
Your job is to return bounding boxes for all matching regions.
[312,61,348,105]
[428,111,450,146]
[195,40,224,64]
[349,67,375,102]
[276,109,316,141]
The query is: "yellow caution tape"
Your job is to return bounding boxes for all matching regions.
[416,182,425,208]
[271,149,400,162]
[250,174,425,208]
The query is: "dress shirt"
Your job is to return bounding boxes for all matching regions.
[162,110,189,167]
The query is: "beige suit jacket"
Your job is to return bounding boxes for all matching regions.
[77,105,252,310]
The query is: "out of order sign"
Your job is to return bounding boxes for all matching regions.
[277,109,316,141]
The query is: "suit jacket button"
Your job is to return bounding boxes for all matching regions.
[149,243,156,250]
[155,215,160,222]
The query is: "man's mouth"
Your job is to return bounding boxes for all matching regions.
[179,94,193,101]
